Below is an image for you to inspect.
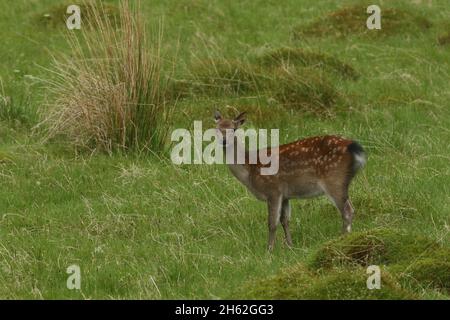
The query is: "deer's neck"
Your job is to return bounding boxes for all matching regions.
[225,140,251,186]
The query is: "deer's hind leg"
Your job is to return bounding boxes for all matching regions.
[321,180,354,234]
[340,198,354,233]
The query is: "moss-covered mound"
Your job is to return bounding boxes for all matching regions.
[269,66,338,110]
[36,2,120,28]
[175,58,341,111]
[293,6,431,39]
[310,229,439,269]
[438,32,450,46]
[237,264,416,300]
[390,247,450,293]
[308,269,415,300]
[256,48,359,80]
[236,229,449,299]
[402,260,450,292]
[173,45,361,111]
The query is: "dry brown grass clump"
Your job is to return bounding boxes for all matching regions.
[293,5,431,39]
[39,1,173,153]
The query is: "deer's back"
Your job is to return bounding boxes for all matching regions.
[249,135,357,199]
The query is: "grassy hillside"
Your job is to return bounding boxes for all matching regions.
[0,0,449,299]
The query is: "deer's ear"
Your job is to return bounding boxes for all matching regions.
[214,110,222,123]
[233,112,246,127]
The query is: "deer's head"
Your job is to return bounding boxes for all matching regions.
[214,110,246,147]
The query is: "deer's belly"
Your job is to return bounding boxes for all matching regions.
[246,175,324,201]
[247,185,268,201]
[284,182,324,199]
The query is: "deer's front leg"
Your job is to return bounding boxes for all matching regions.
[281,199,293,247]
[267,196,282,251]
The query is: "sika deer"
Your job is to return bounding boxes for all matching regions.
[214,111,366,251]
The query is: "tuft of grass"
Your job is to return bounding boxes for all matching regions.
[0,80,37,126]
[38,1,174,154]
[36,2,120,29]
[293,5,432,39]
[256,47,359,80]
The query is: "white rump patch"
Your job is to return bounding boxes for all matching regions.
[354,152,366,168]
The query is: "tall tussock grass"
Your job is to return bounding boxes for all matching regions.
[40,0,173,153]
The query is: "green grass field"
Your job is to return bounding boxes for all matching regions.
[0,0,449,299]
